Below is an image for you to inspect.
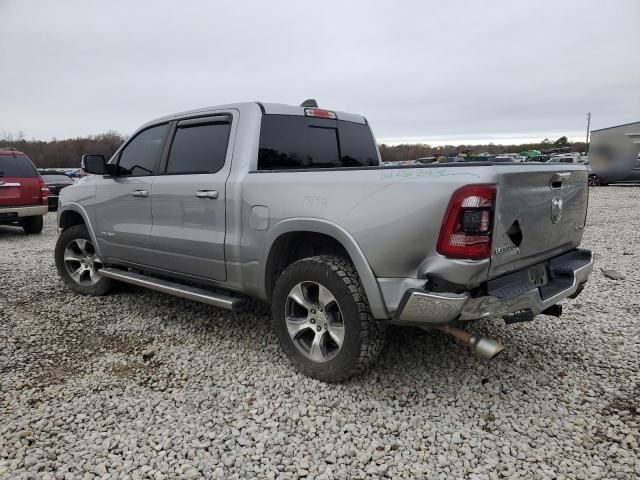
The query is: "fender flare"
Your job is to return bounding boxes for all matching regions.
[263,218,389,319]
[58,203,103,259]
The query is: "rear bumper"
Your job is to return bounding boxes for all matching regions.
[0,204,48,220]
[393,248,594,326]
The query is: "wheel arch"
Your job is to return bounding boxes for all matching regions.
[263,219,389,319]
[57,204,103,259]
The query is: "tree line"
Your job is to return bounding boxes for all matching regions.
[1,132,586,168]
[0,131,126,169]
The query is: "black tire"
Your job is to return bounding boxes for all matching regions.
[55,224,113,296]
[271,255,386,382]
[22,215,44,234]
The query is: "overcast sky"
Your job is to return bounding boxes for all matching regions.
[1,0,638,145]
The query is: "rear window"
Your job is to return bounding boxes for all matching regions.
[258,115,378,170]
[0,154,38,178]
[42,174,73,182]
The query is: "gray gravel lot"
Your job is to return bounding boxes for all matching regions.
[1,187,639,480]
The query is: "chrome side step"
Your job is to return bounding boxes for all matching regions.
[99,268,242,310]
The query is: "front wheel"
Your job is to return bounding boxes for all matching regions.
[588,174,601,186]
[55,224,113,296]
[271,255,386,382]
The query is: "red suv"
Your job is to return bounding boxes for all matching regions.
[0,148,48,234]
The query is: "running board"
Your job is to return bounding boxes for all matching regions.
[99,268,242,310]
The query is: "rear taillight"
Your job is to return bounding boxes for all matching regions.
[437,184,496,260]
[39,177,48,205]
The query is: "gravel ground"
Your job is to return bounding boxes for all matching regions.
[1,187,639,480]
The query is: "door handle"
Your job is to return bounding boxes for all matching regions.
[195,190,218,199]
[131,190,149,198]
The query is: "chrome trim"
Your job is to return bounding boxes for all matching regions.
[0,182,21,187]
[394,250,594,326]
[0,205,48,217]
[99,268,241,310]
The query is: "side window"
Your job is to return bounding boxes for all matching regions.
[258,115,339,170]
[166,121,231,174]
[117,124,168,176]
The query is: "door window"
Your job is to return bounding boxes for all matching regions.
[117,124,168,176]
[165,122,231,174]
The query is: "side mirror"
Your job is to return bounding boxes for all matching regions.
[81,154,106,174]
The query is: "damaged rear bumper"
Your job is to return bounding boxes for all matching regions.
[393,248,593,326]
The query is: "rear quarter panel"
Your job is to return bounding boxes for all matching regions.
[240,166,496,280]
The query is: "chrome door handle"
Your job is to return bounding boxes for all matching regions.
[131,190,149,198]
[195,190,218,199]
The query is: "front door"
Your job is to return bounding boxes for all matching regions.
[94,123,169,266]
[150,114,234,282]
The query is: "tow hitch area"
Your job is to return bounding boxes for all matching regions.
[502,309,535,325]
[434,326,505,359]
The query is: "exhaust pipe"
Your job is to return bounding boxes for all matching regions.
[435,326,505,359]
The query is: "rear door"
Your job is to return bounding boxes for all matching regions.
[0,153,41,207]
[490,165,589,277]
[625,159,640,182]
[94,123,169,266]
[150,114,234,281]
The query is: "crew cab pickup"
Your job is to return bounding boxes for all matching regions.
[55,101,593,381]
[0,148,48,234]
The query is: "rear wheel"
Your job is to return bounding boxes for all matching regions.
[55,224,113,296]
[271,255,385,382]
[588,174,601,186]
[22,215,43,234]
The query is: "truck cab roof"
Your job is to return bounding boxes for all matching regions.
[142,102,367,130]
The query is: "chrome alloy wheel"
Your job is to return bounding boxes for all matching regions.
[63,238,103,286]
[285,281,345,363]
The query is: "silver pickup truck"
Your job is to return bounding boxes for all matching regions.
[55,101,593,381]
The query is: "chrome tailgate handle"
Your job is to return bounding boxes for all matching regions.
[130,190,149,197]
[550,172,571,189]
[195,190,218,199]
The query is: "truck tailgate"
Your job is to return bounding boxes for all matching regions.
[490,166,588,278]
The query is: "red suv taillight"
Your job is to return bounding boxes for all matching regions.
[39,177,48,205]
[436,184,496,260]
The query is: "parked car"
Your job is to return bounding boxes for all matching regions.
[588,158,640,186]
[40,170,75,210]
[546,156,578,164]
[492,155,518,163]
[525,155,550,163]
[0,148,48,234]
[54,101,593,381]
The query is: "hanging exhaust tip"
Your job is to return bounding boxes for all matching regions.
[435,326,505,360]
[469,335,505,359]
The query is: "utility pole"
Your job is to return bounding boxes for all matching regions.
[585,112,591,154]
